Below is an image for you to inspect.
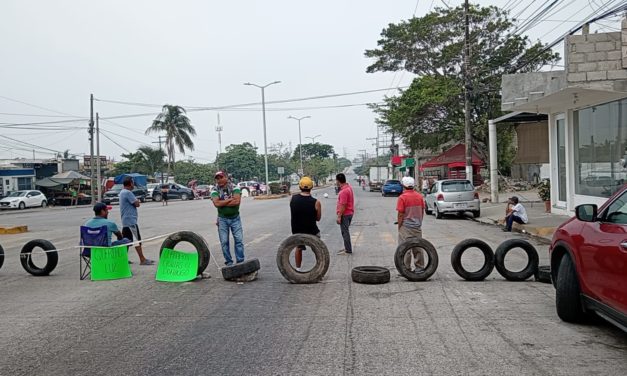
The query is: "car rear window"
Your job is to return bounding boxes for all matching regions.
[441,181,474,192]
[386,180,401,184]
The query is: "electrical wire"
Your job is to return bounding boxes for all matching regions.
[0,95,76,117]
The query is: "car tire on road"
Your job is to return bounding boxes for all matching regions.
[41,200,47,208]
[19,202,25,210]
[472,210,480,218]
[394,238,439,282]
[181,193,188,201]
[434,205,443,219]
[555,255,589,323]
[154,194,162,202]
[351,266,390,284]
[494,239,539,281]
[20,239,58,276]
[0,243,4,271]
[535,265,552,284]
[159,231,210,276]
[425,204,432,215]
[451,239,494,281]
[222,258,261,280]
[277,234,330,284]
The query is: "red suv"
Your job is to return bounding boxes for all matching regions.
[549,187,627,331]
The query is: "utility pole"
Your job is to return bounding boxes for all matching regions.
[463,0,473,183]
[89,93,95,204]
[96,113,102,201]
[152,135,165,184]
[216,113,223,154]
[288,115,311,176]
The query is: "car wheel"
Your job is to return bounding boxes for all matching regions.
[19,202,25,210]
[140,196,145,203]
[425,203,432,215]
[154,194,162,202]
[41,200,47,208]
[435,205,443,219]
[556,255,588,323]
[181,193,188,201]
[472,210,480,218]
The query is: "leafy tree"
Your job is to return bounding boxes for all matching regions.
[146,105,196,174]
[216,143,263,181]
[365,4,560,172]
[172,160,215,185]
[137,146,166,176]
[293,143,334,162]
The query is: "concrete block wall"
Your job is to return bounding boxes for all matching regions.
[567,27,626,83]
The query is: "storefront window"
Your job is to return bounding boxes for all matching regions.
[574,99,627,198]
[17,177,32,191]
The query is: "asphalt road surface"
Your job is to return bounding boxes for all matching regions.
[0,181,626,376]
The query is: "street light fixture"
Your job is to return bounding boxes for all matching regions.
[287,115,311,175]
[305,134,322,143]
[244,80,281,194]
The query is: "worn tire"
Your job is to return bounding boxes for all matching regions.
[181,193,188,201]
[20,239,58,276]
[19,202,25,210]
[0,243,4,271]
[434,205,443,219]
[494,239,539,281]
[277,234,330,284]
[451,239,494,281]
[472,210,480,218]
[394,238,439,282]
[222,258,261,280]
[41,200,47,208]
[555,255,588,323]
[351,266,390,284]
[536,265,552,284]
[160,231,210,275]
[154,193,162,202]
[425,203,432,215]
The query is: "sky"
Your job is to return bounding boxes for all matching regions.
[0,0,624,163]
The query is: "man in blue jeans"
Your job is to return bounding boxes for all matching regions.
[211,171,245,266]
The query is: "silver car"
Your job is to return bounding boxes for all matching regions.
[425,179,480,218]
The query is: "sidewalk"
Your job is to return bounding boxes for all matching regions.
[475,190,571,242]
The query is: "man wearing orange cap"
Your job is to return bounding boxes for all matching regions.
[290,176,322,272]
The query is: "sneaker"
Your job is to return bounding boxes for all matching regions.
[224,262,233,268]
[337,249,352,255]
[502,228,510,232]
[296,267,302,272]
[140,259,155,266]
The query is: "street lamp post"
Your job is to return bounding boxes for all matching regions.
[305,134,322,144]
[244,80,281,194]
[287,115,311,176]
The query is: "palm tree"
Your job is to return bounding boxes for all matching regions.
[137,146,166,176]
[145,105,196,174]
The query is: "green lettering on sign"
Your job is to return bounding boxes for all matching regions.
[91,245,132,281]
[156,248,198,282]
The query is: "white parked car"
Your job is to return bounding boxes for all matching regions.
[0,190,48,210]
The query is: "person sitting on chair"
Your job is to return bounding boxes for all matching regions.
[503,196,528,232]
[84,202,131,246]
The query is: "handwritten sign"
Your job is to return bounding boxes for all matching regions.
[156,248,198,282]
[91,245,132,281]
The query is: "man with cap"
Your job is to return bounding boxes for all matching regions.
[503,196,528,232]
[211,171,245,266]
[290,176,322,271]
[119,176,154,265]
[396,176,426,270]
[84,203,131,247]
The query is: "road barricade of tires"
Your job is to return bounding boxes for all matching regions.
[222,258,260,281]
[159,231,210,276]
[277,234,330,284]
[394,238,439,281]
[450,239,494,282]
[351,266,390,284]
[20,239,59,276]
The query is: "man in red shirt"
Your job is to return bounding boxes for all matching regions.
[336,173,354,255]
[396,176,426,269]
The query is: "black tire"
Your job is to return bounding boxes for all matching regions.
[41,200,47,208]
[140,196,146,203]
[555,255,588,323]
[472,210,480,218]
[181,193,189,201]
[277,234,330,284]
[494,239,539,281]
[351,266,390,284]
[435,205,443,219]
[536,265,552,284]
[222,258,261,280]
[159,231,210,275]
[19,202,25,210]
[154,193,162,202]
[394,238,439,281]
[425,203,432,215]
[20,239,58,276]
[0,243,4,271]
[450,239,494,281]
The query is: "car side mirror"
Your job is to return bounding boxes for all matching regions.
[576,204,597,222]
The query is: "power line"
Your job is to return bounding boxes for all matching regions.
[0,95,76,117]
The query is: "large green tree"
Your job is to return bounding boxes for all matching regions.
[137,146,166,176]
[146,105,196,174]
[216,143,263,181]
[365,4,560,172]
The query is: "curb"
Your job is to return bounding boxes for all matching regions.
[469,216,553,245]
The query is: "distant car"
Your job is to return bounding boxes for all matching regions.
[152,183,195,201]
[0,190,47,210]
[382,180,402,197]
[146,183,160,200]
[103,184,147,205]
[424,179,480,218]
[549,186,627,332]
[195,184,213,198]
[237,181,265,196]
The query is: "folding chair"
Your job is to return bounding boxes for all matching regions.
[79,225,108,280]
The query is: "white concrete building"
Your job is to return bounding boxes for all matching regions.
[497,18,627,215]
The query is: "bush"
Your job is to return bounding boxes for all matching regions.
[269,182,282,195]
[538,179,550,201]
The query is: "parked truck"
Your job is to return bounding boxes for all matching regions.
[368,166,389,192]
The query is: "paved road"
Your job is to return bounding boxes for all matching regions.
[0,182,626,376]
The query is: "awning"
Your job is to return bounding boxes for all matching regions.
[35,178,68,187]
[421,144,483,169]
[51,170,90,180]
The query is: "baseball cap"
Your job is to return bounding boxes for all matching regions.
[93,202,112,214]
[299,176,314,190]
[401,176,415,188]
[214,171,225,178]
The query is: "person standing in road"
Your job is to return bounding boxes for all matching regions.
[503,196,528,232]
[119,176,154,265]
[396,177,426,270]
[70,186,78,206]
[336,173,354,255]
[290,177,322,272]
[161,184,169,206]
[211,171,245,266]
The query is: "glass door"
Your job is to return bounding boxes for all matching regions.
[556,115,567,205]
